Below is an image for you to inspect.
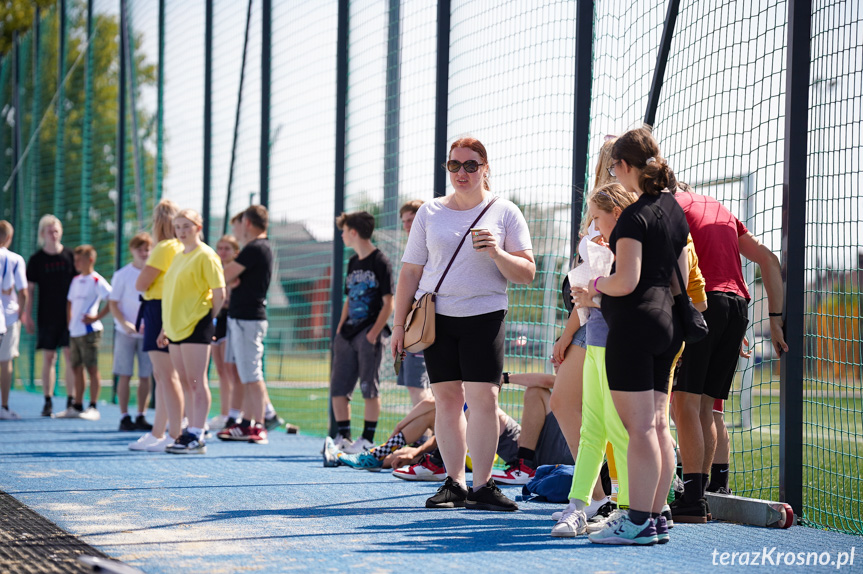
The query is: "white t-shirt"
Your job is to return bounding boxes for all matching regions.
[110,263,144,338]
[0,247,25,325]
[67,272,112,337]
[401,195,533,317]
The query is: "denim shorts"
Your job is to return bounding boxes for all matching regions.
[571,324,587,349]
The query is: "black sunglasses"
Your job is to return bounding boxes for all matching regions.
[445,160,485,173]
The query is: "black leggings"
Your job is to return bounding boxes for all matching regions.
[423,310,505,384]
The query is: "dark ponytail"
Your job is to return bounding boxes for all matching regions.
[612,127,677,196]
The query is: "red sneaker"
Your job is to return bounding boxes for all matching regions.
[217,423,254,442]
[393,455,446,482]
[490,459,536,485]
[248,425,269,445]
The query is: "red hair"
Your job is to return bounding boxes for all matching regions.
[449,137,491,191]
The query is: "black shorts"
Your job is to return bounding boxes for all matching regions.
[140,299,167,354]
[605,303,684,394]
[423,310,505,384]
[674,291,749,400]
[37,322,70,350]
[169,312,215,346]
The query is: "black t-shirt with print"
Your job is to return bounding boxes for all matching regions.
[340,249,393,339]
[26,248,76,326]
[229,238,273,321]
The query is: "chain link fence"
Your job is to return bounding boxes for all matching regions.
[0,0,859,535]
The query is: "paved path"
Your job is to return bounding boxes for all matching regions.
[0,390,860,573]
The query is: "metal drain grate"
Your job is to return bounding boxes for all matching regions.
[0,490,118,573]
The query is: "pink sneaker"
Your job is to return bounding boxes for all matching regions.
[393,455,446,482]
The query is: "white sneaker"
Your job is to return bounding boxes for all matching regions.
[342,437,374,454]
[56,406,82,419]
[0,407,20,420]
[207,414,229,430]
[145,435,174,452]
[587,508,628,533]
[551,501,588,538]
[332,434,353,451]
[79,407,101,421]
[129,433,159,451]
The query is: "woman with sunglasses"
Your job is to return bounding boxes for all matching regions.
[584,127,689,545]
[392,137,535,511]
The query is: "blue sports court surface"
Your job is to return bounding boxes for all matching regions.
[0,390,859,573]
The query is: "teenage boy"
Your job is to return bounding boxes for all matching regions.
[24,215,77,417]
[110,233,154,431]
[397,201,432,406]
[330,211,393,454]
[65,245,112,420]
[218,206,275,444]
[0,222,27,420]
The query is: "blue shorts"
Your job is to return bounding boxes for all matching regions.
[397,351,430,389]
[571,324,587,349]
[139,299,166,354]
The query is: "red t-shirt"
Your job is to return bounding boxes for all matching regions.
[675,191,750,300]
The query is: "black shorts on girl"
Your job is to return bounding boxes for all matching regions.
[140,299,166,353]
[169,312,215,346]
[423,310,505,384]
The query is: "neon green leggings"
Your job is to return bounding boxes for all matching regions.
[568,345,630,507]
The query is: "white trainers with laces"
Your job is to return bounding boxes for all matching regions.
[550,501,588,538]
[0,407,21,420]
[341,437,374,454]
[129,432,159,451]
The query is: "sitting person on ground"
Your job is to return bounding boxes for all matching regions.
[331,397,437,471]
[491,371,574,485]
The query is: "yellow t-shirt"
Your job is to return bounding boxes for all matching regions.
[143,239,184,301]
[686,234,707,305]
[161,243,226,341]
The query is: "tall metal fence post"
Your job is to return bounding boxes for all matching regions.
[571,0,594,257]
[644,0,680,127]
[779,0,810,518]
[433,0,450,199]
[53,0,67,218]
[383,0,401,227]
[260,0,271,208]
[329,0,349,437]
[156,0,165,202]
[80,0,94,244]
[202,0,214,244]
[11,32,20,237]
[116,0,127,272]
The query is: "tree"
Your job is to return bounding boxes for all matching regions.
[0,0,55,57]
[1,1,157,275]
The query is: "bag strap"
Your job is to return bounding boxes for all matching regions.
[432,196,499,296]
[648,201,688,297]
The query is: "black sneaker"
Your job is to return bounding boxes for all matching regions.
[465,479,518,512]
[589,500,617,522]
[669,497,708,523]
[264,413,285,431]
[134,415,153,431]
[284,423,300,434]
[708,485,733,495]
[119,415,136,431]
[41,398,53,418]
[426,477,468,509]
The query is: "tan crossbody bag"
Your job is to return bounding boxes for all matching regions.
[403,197,499,352]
